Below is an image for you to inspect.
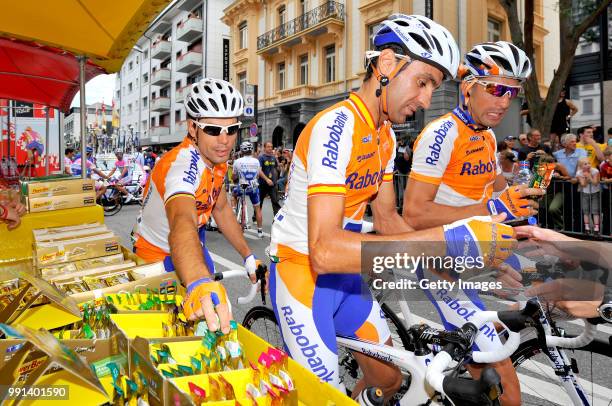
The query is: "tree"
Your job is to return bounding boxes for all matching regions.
[498,0,611,139]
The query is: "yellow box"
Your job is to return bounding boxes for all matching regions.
[35,232,120,266]
[32,222,103,239]
[22,178,95,198]
[27,191,96,213]
[33,225,109,242]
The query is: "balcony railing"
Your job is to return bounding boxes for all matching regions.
[257,1,345,50]
[175,85,189,102]
[151,40,171,59]
[177,17,202,42]
[150,125,170,138]
[177,51,202,73]
[151,97,170,112]
[151,68,171,86]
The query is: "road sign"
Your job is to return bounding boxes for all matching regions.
[249,123,258,137]
[244,85,255,117]
[244,106,254,116]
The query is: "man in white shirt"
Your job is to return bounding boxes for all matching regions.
[232,142,265,237]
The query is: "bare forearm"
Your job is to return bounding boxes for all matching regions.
[374,212,415,235]
[168,216,209,286]
[214,204,251,259]
[310,226,445,274]
[404,202,487,230]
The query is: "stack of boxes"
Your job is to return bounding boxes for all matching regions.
[21,177,96,213]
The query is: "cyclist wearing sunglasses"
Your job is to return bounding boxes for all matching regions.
[133,78,262,334]
[269,15,515,401]
[404,41,545,406]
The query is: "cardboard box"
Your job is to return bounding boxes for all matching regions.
[27,191,97,213]
[35,232,120,266]
[32,222,103,239]
[33,225,109,242]
[21,178,95,198]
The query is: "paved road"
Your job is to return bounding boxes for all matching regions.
[106,200,611,405]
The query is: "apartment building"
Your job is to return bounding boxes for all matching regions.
[223,0,554,147]
[64,103,112,148]
[114,0,232,148]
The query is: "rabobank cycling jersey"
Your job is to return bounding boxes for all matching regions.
[270,92,396,260]
[134,137,226,260]
[233,156,260,190]
[410,106,500,206]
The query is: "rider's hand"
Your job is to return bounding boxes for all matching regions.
[182,277,232,334]
[244,254,269,294]
[525,278,604,318]
[487,185,544,221]
[443,214,516,268]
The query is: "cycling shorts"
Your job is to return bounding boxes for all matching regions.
[118,177,133,186]
[270,259,390,388]
[416,267,503,353]
[232,185,260,205]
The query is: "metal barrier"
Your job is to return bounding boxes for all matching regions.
[391,174,611,239]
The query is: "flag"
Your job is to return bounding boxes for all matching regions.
[94,105,99,128]
[112,99,120,128]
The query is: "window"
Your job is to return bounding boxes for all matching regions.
[151,117,155,127]
[129,61,134,70]
[582,83,594,91]
[128,104,133,114]
[176,50,182,60]
[300,0,306,15]
[487,18,501,42]
[144,49,149,60]
[278,62,286,91]
[583,98,593,114]
[239,22,247,50]
[143,73,149,83]
[278,5,286,26]
[142,120,148,131]
[128,82,133,93]
[187,73,202,85]
[161,57,171,69]
[176,80,182,90]
[325,45,336,83]
[238,72,247,96]
[116,90,120,99]
[142,97,148,108]
[175,109,182,123]
[368,22,381,51]
[299,54,308,85]
[160,87,169,98]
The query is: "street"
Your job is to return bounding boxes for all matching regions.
[107,200,611,406]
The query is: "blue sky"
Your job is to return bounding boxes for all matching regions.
[70,74,116,107]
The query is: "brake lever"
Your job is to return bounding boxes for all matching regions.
[256,264,267,305]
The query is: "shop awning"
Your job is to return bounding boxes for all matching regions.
[0,0,172,112]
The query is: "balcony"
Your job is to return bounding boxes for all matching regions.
[150,97,170,112]
[176,17,202,42]
[150,126,170,138]
[257,1,345,54]
[151,40,171,59]
[151,68,170,86]
[176,51,202,73]
[175,85,189,102]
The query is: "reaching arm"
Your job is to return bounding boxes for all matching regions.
[166,196,211,286]
[566,99,578,117]
[211,188,252,259]
[370,181,414,234]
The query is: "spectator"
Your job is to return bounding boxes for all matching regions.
[518,133,528,149]
[549,87,578,150]
[576,157,601,235]
[502,135,519,159]
[258,141,281,215]
[394,138,411,175]
[498,150,518,185]
[552,134,586,178]
[64,148,75,175]
[576,126,606,168]
[518,129,551,167]
[277,156,289,198]
[600,147,612,185]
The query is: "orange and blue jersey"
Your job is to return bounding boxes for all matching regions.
[134,136,226,263]
[268,93,394,387]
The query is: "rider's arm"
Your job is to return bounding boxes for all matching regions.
[370,181,414,234]
[166,195,212,286]
[211,188,253,260]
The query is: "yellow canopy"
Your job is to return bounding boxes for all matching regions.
[0,0,172,73]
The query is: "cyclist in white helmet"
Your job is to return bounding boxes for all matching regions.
[232,141,265,237]
[133,78,263,334]
[404,41,543,406]
[269,16,515,401]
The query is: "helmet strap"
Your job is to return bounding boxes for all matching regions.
[372,60,409,118]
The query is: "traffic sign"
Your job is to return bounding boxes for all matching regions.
[249,123,258,136]
[244,86,255,117]
[245,106,254,116]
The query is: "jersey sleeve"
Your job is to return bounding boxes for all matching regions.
[153,147,201,204]
[306,106,354,196]
[382,128,397,183]
[409,116,458,185]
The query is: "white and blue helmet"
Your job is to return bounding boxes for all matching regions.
[373,14,460,80]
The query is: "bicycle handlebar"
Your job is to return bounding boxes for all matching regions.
[212,266,267,305]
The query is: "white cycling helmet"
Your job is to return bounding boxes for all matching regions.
[240,141,253,153]
[462,41,532,82]
[372,14,460,80]
[184,78,244,118]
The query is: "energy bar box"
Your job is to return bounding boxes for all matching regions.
[21,178,95,198]
[35,232,120,266]
[27,191,96,213]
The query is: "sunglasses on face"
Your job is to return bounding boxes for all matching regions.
[193,121,241,136]
[475,80,522,99]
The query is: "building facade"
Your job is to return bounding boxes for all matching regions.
[223,0,554,147]
[64,103,112,150]
[114,0,232,148]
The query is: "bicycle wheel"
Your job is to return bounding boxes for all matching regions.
[242,306,284,349]
[101,186,123,216]
[511,335,612,406]
[337,303,412,399]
